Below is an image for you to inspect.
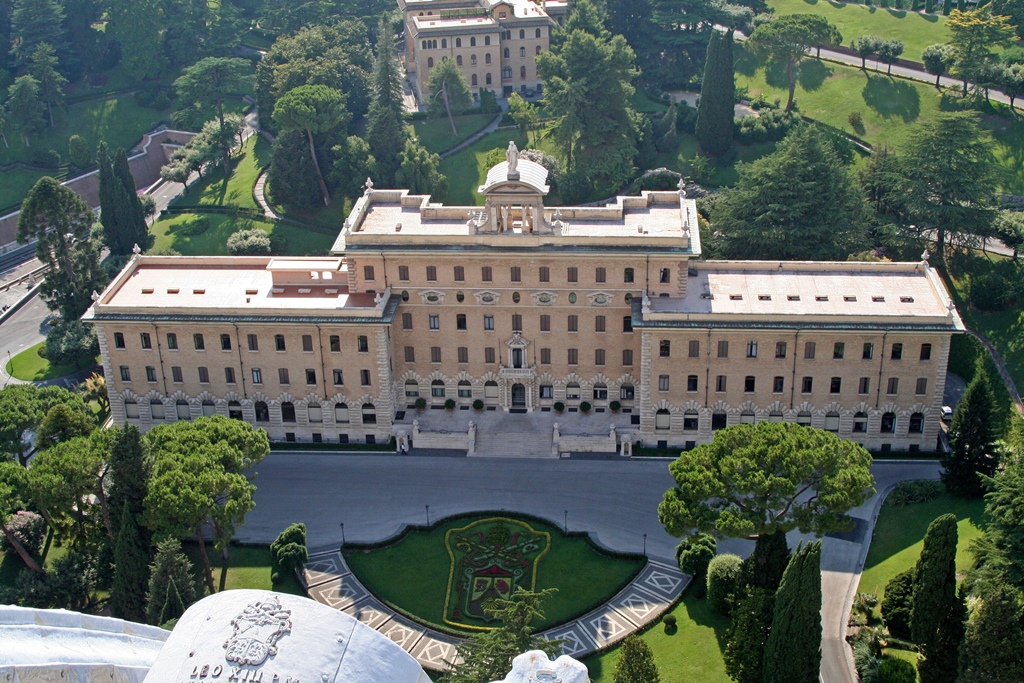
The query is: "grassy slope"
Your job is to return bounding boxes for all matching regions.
[344,516,645,635]
[439,129,530,205]
[410,112,496,155]
[768,0,951,61]
[5,341,100,381]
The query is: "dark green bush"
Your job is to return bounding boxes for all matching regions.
[886,480,943,507]
[472,399,484,411]
[415,397,427,410]
[876,656,916,683]
[579,401,592,413]
[553,401,565,412]
[227,228,271,255]
[444,398,456,410]
[706,553,744,616]
[881,568,915,640]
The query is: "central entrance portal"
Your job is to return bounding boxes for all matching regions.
[511,383,526,407]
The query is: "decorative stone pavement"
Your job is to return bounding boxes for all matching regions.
[302,548,687,672]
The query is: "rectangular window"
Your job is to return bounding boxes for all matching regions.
[689,340,700,358]
[357,336,368,352]
[402,313,413,330]
[746,341,758,358]
[511,266,521,282]
[660,268,670,284]
[114,332,125,349]
[920,343,932,361]
[859,377,871,394]
[540,385,553,399]
[252,368,263,384]
[716,375,727,392]
[279,368,289,385]
[426,265,438,281]
[775,341,787,359]
[595,267,606,283]
[171,366,183,383]
[398,265,409,281]
[225,367,236,384]
[275,334,286,352]
[193,333,205,351]
[622,349,633,366]
[567,348,578,365]
[802,376,813,393]
[744,376,756,392]
[539,266,550,282]
[458,384,472,398]
[887,377,899,395]
[687,375,698,392]
[512,314,523,332]
[429,313,440,330]
[458,347,469,363]
[167,333,179,350]
[485,347,496,364]
[302,335,313,352]
[862,342,874,360]
[404,346,415,362]
[833,342,845,360]
[804,341,816,359]
[595,316,606,333]
[140,332,152,350]
[329,335,340,352]
[431,347,442,363]
[454,314,466,331]
[623,316,633,333]
[659,375,670,391]
[567,267,578,283]
[120,365,131,382]
[481,266,492,282]
[360,369,371,386]
[540,347,551,364]
[891,343,903,360]
[718,341,729,358]
[660,340,671,357]
[595,349,605,366]
[247,334,258,351]
[484,315,494,331]
[332,369,343,385]
[916,378,928,395]
[773,376,784,393]
[363,265,375,281]
[452,266,463,282]
[540,315,551,332]
[145,366,157,383]
[568,315,578,333]
[217,333,229,351]
[830,377,842,394]
[624,267,634,283]
[306,369,316,385]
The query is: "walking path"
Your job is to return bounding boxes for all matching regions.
[439,109,506,160]
[302,544,685,671]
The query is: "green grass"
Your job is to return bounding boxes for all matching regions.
[0,167,55,213]
[174,136,269,211]
[858,492,986,610]
[654,133,779,187]
[439,129,530,205]
[410,112,496,155]
[5,341,100,381]
[768,0,951,62]
[343,514,646,635]
[582,593,731,682]
[182,543,306,596]
[150,212,334,256]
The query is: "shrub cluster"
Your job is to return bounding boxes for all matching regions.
[270,523,308,578]
[227,228,272,255]
[885,480,943,507]
[734,110,801,145]
[0,511,46,556]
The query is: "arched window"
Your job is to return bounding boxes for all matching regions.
[655,409,670,430]
[593,383,608,400]
[422,40,427,49]
[485,53,491,64]
[281,401,296,423]
[427,57,434,68]
[683,410,699,431]
[362,403,377,424]
[472,36,478,46]
[456,55,463,66]
[536,45,541,55]
[503,47,510,59]
[768,411,784,423]
[176,400,190,420]
[458,380,472,397]
[519,29,525,39]
[536,28,542,38]
[405,379,419,396]
[308,403,323,423]
[853,411,868,433]
[519,46,526,58]
[824,411,840,432]
[881,412,896,433]
[484,36,489,45]
[502,67,512,79]
[909,412,924,434]
[620,384,634,401]
[335,403,350,423]
[740,411,755,424]
[150,399,166,420]
[202,400,215,417]
[229,400,243,420]
[401,290,409,301]
[471,54,477,65]
[431,380,445,398]
[566,383,580,400]
[484,380,498,399]
[456,37,462,47]
[441,38,447,48]
[124,399,139,419]
[486,73,492,85]
[711,411,727,430]
[520,65,526,78]
[471,74,478,86]
[254,401,269,422]
[796,411,812,426]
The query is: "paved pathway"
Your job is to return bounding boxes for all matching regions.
[302,548,685,671]
[439,109,506,160]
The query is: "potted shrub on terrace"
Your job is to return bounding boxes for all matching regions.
[610,400,621,413]
[445,398,456,411]
[415,397,426,412]
[473,399,484,412]
[554,401,565,414]
[580,401,592,414]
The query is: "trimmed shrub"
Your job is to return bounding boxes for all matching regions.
[472,399,484,411]
[882,568,915,640]
[415,397,427,410]
[45,320,99,367]
[707,553,744,616]
[663,614,677,627]
[676,533,717,586]
[877,657,916,683]
[68,135,91,167]
[553,401,565,413]
[610,400,621,412]
[444,398,456,410]
[579,401,591,413]
[227,228,272,255]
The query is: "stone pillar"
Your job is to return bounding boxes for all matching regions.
[552,423,560,458]
[467,421,476,455]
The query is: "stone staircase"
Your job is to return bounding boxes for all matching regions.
[471,429,554,458]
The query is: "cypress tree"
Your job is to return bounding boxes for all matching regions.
[763,541,822,683]
[942,369,999,497]
[912,514,964,683]
[107,426,149,540]
[612,635,660,683]
[366,14,408,187]
[111,504,150,622]
[957,587,1024,683]
[97,142,122,253]
[146,538,198,625]
[160,577,186,626]
[113,148,149,249]
[723,587,775,683]
[743,529,790,592]
[695,29,735,158]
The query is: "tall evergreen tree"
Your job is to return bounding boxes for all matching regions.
[28,43,67,127]
[723,587,775,683]
[762,541,822,683]
[111,504,149,622]
[942,367,999,497]
[957,587,1024,683]
[8,0,66,68]
[107,426,149,540]
[695,29,735,158]
[366,14,408,187]
[107,0,166,80]
[145,537,198,625]
[173,57,252,175]
[743,529,790,592]
[159,576,186,625]
[273,85,349,207]
[912,514,965,683]
[612,634,660,683]
[5,75,45,147]
[112,148,149,248]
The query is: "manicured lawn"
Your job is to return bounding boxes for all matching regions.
[174,135,270,211]
[149,212,334,256]
[6,341,100,381]
[344,514,646,635]
[767,0,951,62]
[182,544,306,597]
[858,492,986,612]
[410,112,497,154]
[439,129,530,205]
[0,168,60,214]
[654,134,779,187]
[582,593,731,682]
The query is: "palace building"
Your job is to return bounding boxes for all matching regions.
[400,0,567,102]
[86,148,964,454]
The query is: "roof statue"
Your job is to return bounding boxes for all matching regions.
[506,140,519,180]
[488,650,590,683]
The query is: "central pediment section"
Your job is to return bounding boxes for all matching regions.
[479,158,550,196]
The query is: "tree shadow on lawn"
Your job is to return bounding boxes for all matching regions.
[862,74,921,123]
[763,59,831,93]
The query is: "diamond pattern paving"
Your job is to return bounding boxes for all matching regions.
[411,634,461,669]
[308,575,369,611]
[586,609,635,649]
[540,623,597,658]
[342,596,393,630]
[379,616,427,651]
[608,587,669,628]
[303,551,347,588]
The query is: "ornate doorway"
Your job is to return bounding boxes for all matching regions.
[511,383,526,407]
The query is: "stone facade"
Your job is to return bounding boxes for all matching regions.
[86,157,963,452]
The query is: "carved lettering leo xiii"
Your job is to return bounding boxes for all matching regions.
[223,597,292,668]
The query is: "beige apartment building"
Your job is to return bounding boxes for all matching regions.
[400,0,567,102]
[86,153,963,453]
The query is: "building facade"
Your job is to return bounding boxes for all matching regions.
[400,0,567,102]
[87,154,963,453]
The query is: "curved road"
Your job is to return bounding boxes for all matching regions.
[0,294,52,387]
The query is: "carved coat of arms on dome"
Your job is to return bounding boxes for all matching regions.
[223,596,292,667]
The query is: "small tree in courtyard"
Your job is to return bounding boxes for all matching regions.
[613,635,660,683]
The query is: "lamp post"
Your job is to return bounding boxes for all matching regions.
[340,522,345,546]
[563,509,568,534]
[425,505,430,526]
[643,533,647,557]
